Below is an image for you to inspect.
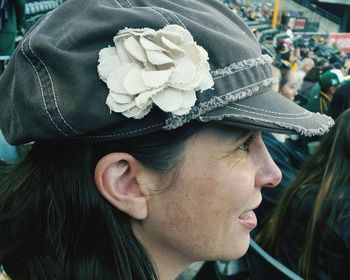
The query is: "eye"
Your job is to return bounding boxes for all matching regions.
[238,134,256,152]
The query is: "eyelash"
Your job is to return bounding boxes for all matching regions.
[239,135,256,152]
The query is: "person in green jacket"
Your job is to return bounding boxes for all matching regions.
[306,69,343,116]
[0,0,25,73]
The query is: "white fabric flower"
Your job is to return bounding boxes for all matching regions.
[97,25,214,119]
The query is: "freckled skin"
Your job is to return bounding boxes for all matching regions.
[133,125,281,277]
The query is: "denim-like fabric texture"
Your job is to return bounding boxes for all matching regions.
[0,0,333,144]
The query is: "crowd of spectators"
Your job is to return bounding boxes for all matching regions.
[219,1,350,279]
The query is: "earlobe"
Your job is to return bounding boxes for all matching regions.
[94,153,149,220]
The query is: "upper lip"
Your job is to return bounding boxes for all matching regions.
[245,197,262,212]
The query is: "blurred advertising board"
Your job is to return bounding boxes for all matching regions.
[329,33,350,53]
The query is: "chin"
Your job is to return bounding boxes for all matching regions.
[213,235,250,261]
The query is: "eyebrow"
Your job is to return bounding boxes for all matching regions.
[219,126,255,146]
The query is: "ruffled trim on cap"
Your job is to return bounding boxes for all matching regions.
[198,112,334,137]
[211,54,273,80]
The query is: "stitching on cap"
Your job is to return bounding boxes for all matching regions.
[148,7,170,24]
[153,7,182,26]
[163,8,187,29]
[21,37,67,136]
[28,31,80,134]
[115,0,132,8]
[201,113,311,127]
[231,103,309,116]
[226,105,313,120]
[198,112,333,137]
[75,123,163,139]
[21,13,67,136]
[124,0,133,8]
[112,0,122,8]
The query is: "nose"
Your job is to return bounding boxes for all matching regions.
[254,136,282,188]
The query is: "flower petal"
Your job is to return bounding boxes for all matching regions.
[179,42,202,64]
[169,71,202,91]
[161,36,184,55]
[106,94,135,112]
[135,91,153,109]
[162,25,193,43]
[123,104,153,119]
[98,55,123,82]
[99,47,118,62]
[118,27,155,37]
[109,92,134,104]
[123,64,148,95]
[141,69,172,88]
[152,88,182,112]
[158,30,183,45]
[146,50,174,65]
[140,36,166,51]
[197,66,214,91]
[172,107,191,115]
[181,90,197,108]
[124,36,147,63]
[106,63,134,93]
[169,56,195,84]
[116,40,134,64]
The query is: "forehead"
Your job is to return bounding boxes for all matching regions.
[192,124,252,145]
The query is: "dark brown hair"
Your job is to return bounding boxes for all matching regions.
[257,109,350,279]
[0,123,204,279]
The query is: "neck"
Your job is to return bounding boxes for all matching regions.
[132,223,192,280]
[152,249,190,280]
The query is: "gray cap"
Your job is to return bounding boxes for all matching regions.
[0,0,333,145]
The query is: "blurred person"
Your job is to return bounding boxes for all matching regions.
[0,0,25,74]
[330,83,350,120]
[306,69,344,115]
[257,109,350,280]
[279,68,298,102]
[315,57,329,68]
[296,66,322,107]
[0,0,333,279]
[300,58,315,75]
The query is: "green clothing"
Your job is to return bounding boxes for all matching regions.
[0,0,26,55]
[306,91,332,116]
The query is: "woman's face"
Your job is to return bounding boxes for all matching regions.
[133,125,281,266]
[281,71,298,100]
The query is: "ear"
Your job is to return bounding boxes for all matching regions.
[94,153,150,220]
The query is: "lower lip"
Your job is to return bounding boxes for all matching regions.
[238,210,257,230]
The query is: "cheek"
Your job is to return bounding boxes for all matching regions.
[145,157,255,259]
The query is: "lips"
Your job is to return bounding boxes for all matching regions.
[238,210,257,230]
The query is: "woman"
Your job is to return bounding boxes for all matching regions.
[279,68,299,101]
[257,109,350,280]
[0,0,332,279]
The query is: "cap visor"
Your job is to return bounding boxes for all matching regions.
[199,90,334,136]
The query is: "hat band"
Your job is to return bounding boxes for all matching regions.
[164,55,275,130]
